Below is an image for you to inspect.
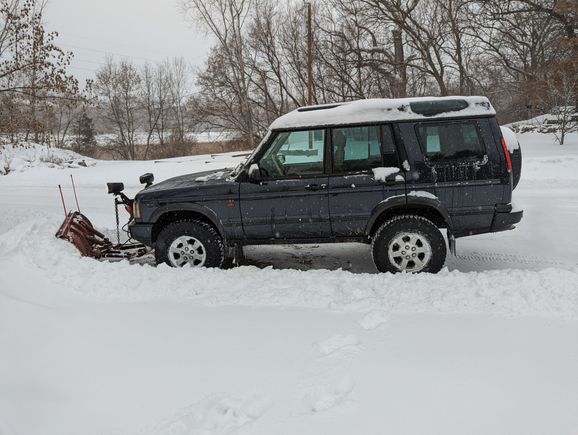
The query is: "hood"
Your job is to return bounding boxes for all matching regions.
[135,168,235,202]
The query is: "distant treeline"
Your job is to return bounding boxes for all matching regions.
[0,0,576,158]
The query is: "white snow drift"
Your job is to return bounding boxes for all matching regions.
[0,143,93,175]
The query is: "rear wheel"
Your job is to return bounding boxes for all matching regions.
[372,215,446,273]
[155,220,224,268]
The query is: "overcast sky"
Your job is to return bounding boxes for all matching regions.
[44,0,214,86]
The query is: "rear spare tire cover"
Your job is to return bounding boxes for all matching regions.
[500,126,522,190]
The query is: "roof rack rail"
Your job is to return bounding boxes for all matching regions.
[297,103,343,112]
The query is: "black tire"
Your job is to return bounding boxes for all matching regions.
[371,215,446,274]
[155,220,225,268]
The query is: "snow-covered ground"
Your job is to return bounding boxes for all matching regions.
[1,132,577,435]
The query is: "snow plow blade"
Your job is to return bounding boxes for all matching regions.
[55,211,147,261]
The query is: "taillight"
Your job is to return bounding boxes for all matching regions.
[500,137,512,173]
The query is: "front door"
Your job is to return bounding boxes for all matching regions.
[240,128,331,240]
[328,124,406,236]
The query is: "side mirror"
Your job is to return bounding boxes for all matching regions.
[106,182,125,195]
[139,172,154,188]
[247,163,262,182]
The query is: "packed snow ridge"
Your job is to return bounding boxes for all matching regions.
[1,218,578,320]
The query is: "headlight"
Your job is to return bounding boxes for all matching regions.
[133,201,141,219]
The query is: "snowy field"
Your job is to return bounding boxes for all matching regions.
[1,132,578,435]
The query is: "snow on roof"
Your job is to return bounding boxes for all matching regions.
[270,96,495,130]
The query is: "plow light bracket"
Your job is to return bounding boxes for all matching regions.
[139,173,154,188]
[107,182,125,195]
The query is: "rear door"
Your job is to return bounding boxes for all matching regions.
[239,128,331,240]
[328,124,405,236]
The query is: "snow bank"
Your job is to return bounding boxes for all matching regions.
[2,217,578,320]
[507,110,578,135]
[516,132,578,183]
[0,143,93,175]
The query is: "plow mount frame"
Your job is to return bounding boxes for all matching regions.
[55,177,149,262]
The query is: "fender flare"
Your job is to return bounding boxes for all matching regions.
[149,202,226,239]
[365,195,453,236]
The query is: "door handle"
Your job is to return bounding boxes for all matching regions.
[305,183,327,191]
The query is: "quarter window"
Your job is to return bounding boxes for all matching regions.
[416,121,485,162]
[259,129,325,178]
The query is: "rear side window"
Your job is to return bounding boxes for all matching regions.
[332,125,382,173]
[416,121,485,162]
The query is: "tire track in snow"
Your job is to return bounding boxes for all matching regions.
[455,251,574,268]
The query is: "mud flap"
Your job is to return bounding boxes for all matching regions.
[448,232,457,256]
[234,243,245,265]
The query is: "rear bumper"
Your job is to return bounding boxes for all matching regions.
[129,222,154,245]
[490,205,523,233]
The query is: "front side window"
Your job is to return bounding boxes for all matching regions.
[416,121,485,162]
[332,125,382,173]
[259,129,325,178]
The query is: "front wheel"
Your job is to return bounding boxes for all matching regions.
[155,220,225,268]
[371,215,446,273]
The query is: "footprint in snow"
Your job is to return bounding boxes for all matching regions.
[359,311,391,330]
[304,375,355,413]
[145,393,268,435]
[317,334,361,357]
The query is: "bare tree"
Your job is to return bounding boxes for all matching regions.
[95,57,141,159]
[0,0,79,142]
[168,57,190,143]
[154,61,172,146]
[182,0,577,144]
[141,62,163,158]
[544,63,578,145]
[182,0,257,146]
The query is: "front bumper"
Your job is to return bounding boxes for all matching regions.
[490,205,523,233]
[129,222,154,245]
